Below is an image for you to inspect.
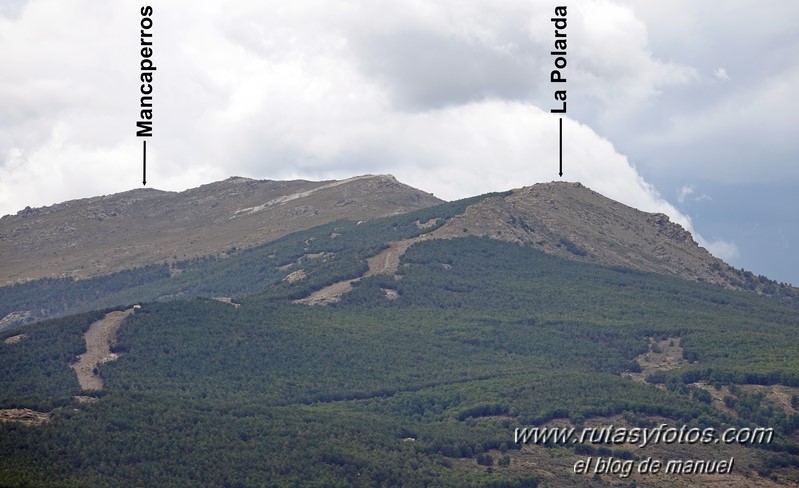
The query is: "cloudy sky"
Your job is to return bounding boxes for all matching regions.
[1,0,796,285]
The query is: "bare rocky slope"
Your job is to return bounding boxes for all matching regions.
[428,181,783,293]
[0,175,442,285]
[291,181,795,305]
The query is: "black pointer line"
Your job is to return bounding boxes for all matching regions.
[142,140,147,186]
[559,117,563,177]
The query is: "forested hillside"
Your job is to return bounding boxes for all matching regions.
[2,232,799,486]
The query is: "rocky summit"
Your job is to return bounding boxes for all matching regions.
[427,181,749,291]
[0,175,441,285]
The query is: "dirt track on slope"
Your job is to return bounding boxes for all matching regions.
[294,280,359,305]
[295,236,430,305]
[365,237,426,277]
[70,309,134,390]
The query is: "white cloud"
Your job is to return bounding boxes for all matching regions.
[568,1,697,106]
[676,185,712,204]
[0,0,27,19]
[631,63,799,184]
[700,238,740,263]
[677,185,694,204]
[615,1,799,185]
[714,67,730,82]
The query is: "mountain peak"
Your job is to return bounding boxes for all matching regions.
[0,175,442,285]
[422,180,751,290]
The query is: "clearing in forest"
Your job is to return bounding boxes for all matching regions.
[69,308,135,390]
[295,236,428,305]
[624,336,686,384]
[0,408,50,426]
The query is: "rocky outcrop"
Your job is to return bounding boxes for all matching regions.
[428,181,776,292]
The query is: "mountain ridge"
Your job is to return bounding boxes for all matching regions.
[0,174,442,285]
[2,175,793,301]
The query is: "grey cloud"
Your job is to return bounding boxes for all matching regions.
[0,0,27,19]
[351,27,541,110]
[593,2,799,183]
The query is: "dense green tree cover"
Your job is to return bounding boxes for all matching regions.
[0,266,171,329]
[2,232,799,485]
[0,309,110,410]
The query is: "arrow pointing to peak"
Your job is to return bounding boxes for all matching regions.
[142,140,147,186]
[559,118,563,177]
